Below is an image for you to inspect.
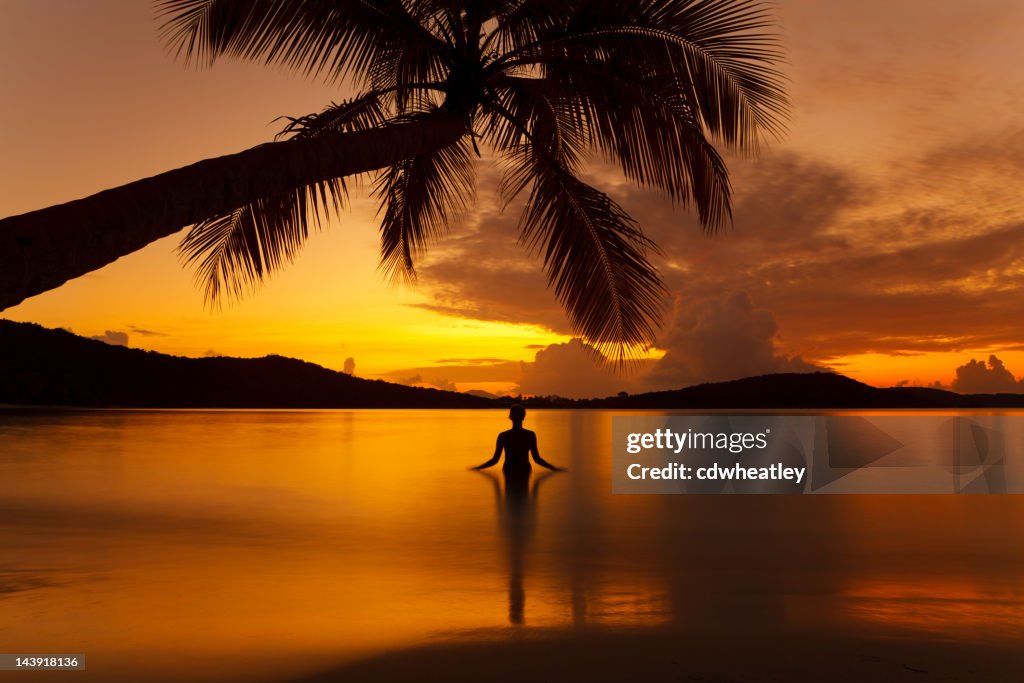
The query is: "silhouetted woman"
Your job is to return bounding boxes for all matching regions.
[472,405,564,474]
[473,405,562,623]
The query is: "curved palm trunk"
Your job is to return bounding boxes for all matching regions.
[0,115,466,310]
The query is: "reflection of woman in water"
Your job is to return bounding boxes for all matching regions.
[471,405,564,474]
[472,405,563,624]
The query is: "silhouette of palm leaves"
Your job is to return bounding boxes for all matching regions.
[162,0,787,362]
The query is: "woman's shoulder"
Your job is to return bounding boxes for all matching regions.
[501,427,535,437]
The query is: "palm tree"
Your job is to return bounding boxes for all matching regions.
[0,0,786,361]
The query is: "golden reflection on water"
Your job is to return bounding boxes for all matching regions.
[0,409,1023,681]
[841,579,1024,640]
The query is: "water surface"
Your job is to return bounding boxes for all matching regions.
[1,409,1023,681]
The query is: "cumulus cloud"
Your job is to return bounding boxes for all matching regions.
[644,292,819,390]
[408,152,867,362]
[390,373,459,392]
[382,293,819,399]
[951,355,1023,393]
[343,357,356,375]
[89,330,128,346]
[406,136,1024,375]
[203,349,222,357]
[518,339,636,399]
[513,293,819,396]
[429,377,458,392]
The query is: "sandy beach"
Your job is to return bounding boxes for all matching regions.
[288,626,1024,683]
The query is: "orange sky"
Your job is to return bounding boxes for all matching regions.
[4,0,1024,396]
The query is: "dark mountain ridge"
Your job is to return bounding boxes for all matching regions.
[0,320,490,408]
[572,372,1024,409]
[3,319,1023,408]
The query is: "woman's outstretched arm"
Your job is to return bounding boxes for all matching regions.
[471,435,504,470]
[530,432,565,471]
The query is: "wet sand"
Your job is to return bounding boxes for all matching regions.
[288,626,1024,683]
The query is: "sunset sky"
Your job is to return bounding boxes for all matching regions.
[4,0,1024,396]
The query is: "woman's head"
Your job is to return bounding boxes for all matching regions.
[508,404,526,422]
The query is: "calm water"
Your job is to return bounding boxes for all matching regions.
[1,409,1023,682]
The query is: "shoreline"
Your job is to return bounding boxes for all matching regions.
[283,625,1024,683]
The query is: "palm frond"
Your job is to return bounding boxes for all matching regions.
[480,80,667,361]
[178,93,392,303]
[375,134,476,283]
[520,160,668,363]
[485,74,588,175]
[161,0,786,359]
[523,62,733,230]
[484,0,577,57]
[276,91,390,140]
[156,0,454,86]
[493,0,788,149]
[178,177,345,303]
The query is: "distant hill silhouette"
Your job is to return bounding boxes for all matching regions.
[570,372,1024,409]
[3,319,1023,408]
[464,389,501,399]
[0,320,491,408]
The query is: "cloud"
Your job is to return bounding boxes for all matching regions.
[408,151,864,357]
[951,355,1023,393]
[203,349,222,357]
[410,36,1024,371]
[409,163,574,335]
[89,330,128,346]
[381,359,521,386]
[626,145,1024,362]
[406,134,1024,376]
[430,377,458,392]
[128,325,167,337]
[389,372,460,392]
[382,345,630,399]
[515,293,819,396]
[644,292,819,390]
[519,339,635,399]
[342,357,356,375]
[435,357,508,365]
[383,292,820,398]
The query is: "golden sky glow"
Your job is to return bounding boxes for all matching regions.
[4,0,1024,395]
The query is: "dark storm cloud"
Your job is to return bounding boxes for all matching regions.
[627,143,1024,361]
[409,151,864,360]
[409,162,588,335]
[747,219,1024,359]
[411,129,1024,369]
